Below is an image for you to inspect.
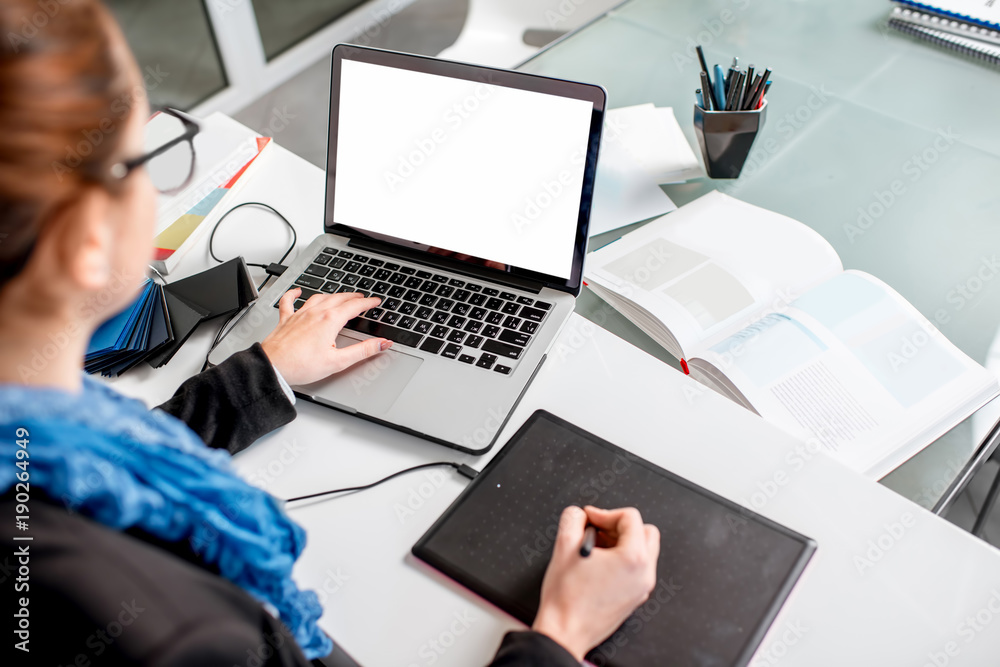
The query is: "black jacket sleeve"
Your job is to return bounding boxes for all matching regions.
[156,343,297,454]
[489,631,581,666]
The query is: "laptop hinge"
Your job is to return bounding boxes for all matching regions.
[347,237,545,294]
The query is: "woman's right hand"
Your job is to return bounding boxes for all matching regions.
[531,506,660,662]
[261,289,391,386]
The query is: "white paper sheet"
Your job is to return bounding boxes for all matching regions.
[589,104,702,236]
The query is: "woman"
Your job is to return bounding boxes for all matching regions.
[0,1,660,665]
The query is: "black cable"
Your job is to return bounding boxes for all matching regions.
[201,201,297,371]
[208,201,297,278]
[284,461,479,504]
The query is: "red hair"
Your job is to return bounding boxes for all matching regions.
[0,0,134,285]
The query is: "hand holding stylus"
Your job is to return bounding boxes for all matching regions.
[532,506,660,662]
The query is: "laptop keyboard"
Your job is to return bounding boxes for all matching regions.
[276,247,552,375]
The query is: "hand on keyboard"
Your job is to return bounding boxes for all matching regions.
[261,288,393,386]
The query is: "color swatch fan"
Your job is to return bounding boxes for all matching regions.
[85,258,258,377]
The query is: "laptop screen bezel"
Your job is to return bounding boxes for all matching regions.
[325,44,606,297]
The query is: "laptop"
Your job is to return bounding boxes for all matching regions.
[209,44,606,454]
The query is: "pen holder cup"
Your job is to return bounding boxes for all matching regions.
[693,101,767,179]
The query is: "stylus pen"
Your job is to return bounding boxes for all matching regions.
[724,69,742,111]
[742,73,763,111]
[712,64,726,111]
[695,44,710,80]
[580,526,597,558]
[748,68,772,109]
[742,64,755,109]
[699,71,713,110]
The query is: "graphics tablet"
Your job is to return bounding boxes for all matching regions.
[413,410,816,667]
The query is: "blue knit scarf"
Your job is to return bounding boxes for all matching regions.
[0,375,331,660]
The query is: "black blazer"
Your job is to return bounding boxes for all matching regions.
[1,344,577,667]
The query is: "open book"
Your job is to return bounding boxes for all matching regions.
[585,191,999,479]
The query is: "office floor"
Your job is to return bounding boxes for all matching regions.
[231,0,1000,553]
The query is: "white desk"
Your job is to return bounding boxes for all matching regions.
[112,133,1000,666]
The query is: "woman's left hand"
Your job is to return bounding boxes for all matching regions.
[261,288,392,386]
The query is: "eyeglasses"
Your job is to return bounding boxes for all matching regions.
[110,107,201,194]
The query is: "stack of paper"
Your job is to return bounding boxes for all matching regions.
[589,103,701,237]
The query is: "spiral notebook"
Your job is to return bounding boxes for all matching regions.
[891,3,1000,45]
[889,16,1000,64]
[895,0,1000,30]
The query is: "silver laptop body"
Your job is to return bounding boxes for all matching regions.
[209,45,606,454]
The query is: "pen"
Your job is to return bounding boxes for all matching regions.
[580,525,597,558]
[695,44,710,78]
[756,80,772,109]
[743,73,763,110]
[713,64,726,111]
[726,69,744,111]
[699,70,713,110]
[742,64,755,110]
[749,68,772,109]
[696,88,704,109]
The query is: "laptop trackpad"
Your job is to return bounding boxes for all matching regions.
[297,333,422,415]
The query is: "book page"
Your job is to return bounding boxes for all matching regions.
[585,191,843,358]
[696,271,999,478]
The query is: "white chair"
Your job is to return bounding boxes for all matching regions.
[438,0,623,68]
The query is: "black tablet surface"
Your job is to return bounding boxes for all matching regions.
[413,410,816,667]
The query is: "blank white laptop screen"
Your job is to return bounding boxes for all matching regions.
[333,59,594,281]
